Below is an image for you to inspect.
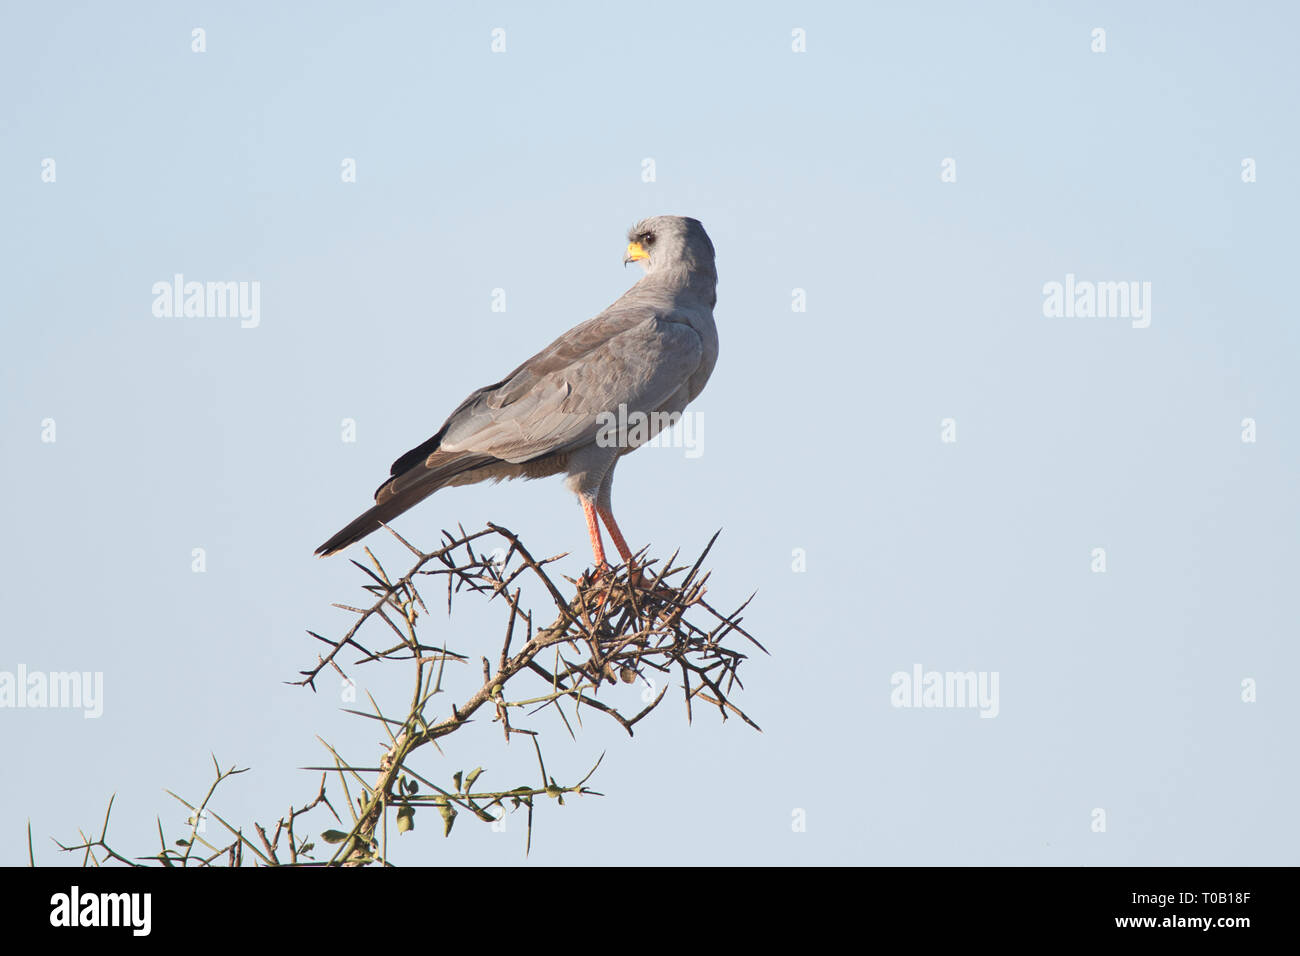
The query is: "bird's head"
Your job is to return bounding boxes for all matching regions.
[623,216,716,279]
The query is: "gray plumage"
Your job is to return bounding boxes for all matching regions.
[315,215,719,559]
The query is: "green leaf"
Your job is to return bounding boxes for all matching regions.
[320,829,349,844]
[453,771,464,793]
[464,767,484,792]
[396,806,415,834]
[438,802,457,837]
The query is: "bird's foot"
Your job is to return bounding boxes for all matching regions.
[581,562,674,607]
[622,562,678,601]
[628,567,656,591]
[586,562,650,589]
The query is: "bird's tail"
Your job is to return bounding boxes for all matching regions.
[314,494,422,557]
[315,451,494,557]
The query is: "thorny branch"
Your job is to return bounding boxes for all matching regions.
[49,525,762,866]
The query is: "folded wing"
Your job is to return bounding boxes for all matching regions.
[315,307,703,556]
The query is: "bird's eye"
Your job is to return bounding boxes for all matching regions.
[641,233,655,245]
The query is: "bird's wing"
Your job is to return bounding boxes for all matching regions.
[443,312,704,461]
[378,309,703,501]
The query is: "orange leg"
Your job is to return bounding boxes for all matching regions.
[581,497,608,571]
[596,505,634,566]
[598,505,654,588]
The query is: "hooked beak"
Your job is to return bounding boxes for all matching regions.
[623,241,649,266]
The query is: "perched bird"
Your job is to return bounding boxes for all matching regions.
[315,215,719,576]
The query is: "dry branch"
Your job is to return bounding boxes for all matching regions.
[50,525,761,866]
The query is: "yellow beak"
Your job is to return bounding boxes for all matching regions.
[623,241,649,265]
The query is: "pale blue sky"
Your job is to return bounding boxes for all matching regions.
[2,1,1296,865]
